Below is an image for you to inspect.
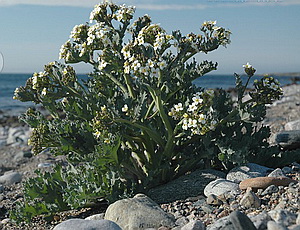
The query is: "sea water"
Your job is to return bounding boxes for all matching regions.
[0,73,294,112]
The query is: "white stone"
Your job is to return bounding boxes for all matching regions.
[53,219,121,230]
[85,213,105,220]
[181,220,206,230]
[204,179,240,197]
[267,221,288,230]
[268,209,297,226]
[0,171,22,185]
[104,194,175,230]
[268,168,287,178]
[285,120,300,130]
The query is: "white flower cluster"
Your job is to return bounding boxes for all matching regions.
[121,44,167,78]
[114,4,135,22]
[31,71,47,90]
[169,90,217,135]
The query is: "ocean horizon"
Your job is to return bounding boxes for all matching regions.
[0,73,296,112]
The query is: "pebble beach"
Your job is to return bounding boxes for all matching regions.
[0,84,300,230]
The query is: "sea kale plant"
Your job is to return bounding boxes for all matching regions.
[12,2,284,222]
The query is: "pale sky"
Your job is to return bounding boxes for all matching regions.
[0,0,299,74]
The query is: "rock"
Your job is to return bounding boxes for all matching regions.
[104,194,175,230]
[297,213,300,225]
[38,162,54,168]
[207,216,234,230]
[0,185,3,193]
[261,185,279,196]
[175,217,189,227]
[206,194,222,205]
[239,187,261,208]
[200,204,214,214]
[268,209,297,226]
[285,120,300,130]
[147,169,225,204]
[282,167,293,174]
[239,177,298,190]
[181,220,206,230]
[268,168,287,178]
[6,127,31,146]
[85,213,105,220]
[204,179,240,197]
[0,171,22,185]
[53,219,121,230]
[249,211,272,230]
[275,130,300,149]
[226,163,272,183]
[289,225,300,230]
[230,211,257,230]
[267,221,288,230]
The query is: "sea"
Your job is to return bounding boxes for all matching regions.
[0,73,295,113]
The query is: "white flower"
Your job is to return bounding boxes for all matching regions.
[243,62,252,69]
[147,59,155,68]
[150,68,159,78]
[122,104,129,112]
[198,114,206,124]
[192,96,203,105]
[188,103,197,112]
[140,66,149,75]
[132,60,141,71]
[158,60,167,70]
[174,103,183,112]
[182,119,188,130]
[41,88,47,96]
[98,60,108,70]
[188,118,197,128]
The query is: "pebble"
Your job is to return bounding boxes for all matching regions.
[38,162,54,168]
[181,220,206,230]
[297,213,300,225]
[0,184,3,193]
[261,185,280,196]
[85,213,105,220]
[0,171,22,185]
[206,194,222,205]
[239,177,297,190]
[239,188,261,208]
[204,179,240,197]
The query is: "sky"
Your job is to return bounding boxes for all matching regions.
[0,0,299,75]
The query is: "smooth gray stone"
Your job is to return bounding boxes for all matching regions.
[261,185,279,196]
[0,171,22,185]
[226,163,272,183]
[275,130,300,149]
[147,169,225,204]
[204,179,240,197]
[207,216,234,230]
[268,209,297,226]
[53,219,122,230]
[0,185,3,193]
[104,194,175,230]
[249,211,272,230]
[268,168,286,178]
[285,120,300,130]
[230,211,257,230]
[267,221,288,230]
[181,220,206,230]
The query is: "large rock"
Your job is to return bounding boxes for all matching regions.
[226,163,272,183]
[275,130,300,149]
[147,169,225,203]
[285,120,300,130]
[207,215,234,230]
[230,211,257,230]
[268,209,297,226]
[104,194,175,230]
[267,221,288,230]
[53,219,121,230]
[248,211,272,230]
[0,171,22,185]
[239,177,297,190]
[204,179,240,197]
